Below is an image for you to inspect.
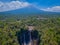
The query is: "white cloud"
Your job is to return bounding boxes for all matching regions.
[40,6,60,12]
[0,1,30,12]
[0,1,60,12]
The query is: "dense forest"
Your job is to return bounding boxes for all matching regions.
[0,14,60,45]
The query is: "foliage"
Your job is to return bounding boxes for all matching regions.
[0,15,60,45]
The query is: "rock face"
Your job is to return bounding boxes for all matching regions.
[17,29,40,45]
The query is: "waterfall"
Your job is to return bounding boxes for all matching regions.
[17,28,40,45]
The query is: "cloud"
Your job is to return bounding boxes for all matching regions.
[40,6,60,12]
[0,1,60,12]
[0,1,30,12]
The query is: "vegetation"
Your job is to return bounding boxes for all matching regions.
[0,15,60,45]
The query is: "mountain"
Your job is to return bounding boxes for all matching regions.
[0,5,60,16]
[0,5,44,14]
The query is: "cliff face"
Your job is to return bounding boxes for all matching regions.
[17,29,40,45]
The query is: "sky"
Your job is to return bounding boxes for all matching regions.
[0,0,60,12]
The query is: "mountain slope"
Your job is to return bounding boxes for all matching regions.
[0,5,43,14]
[0,5,60,16]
